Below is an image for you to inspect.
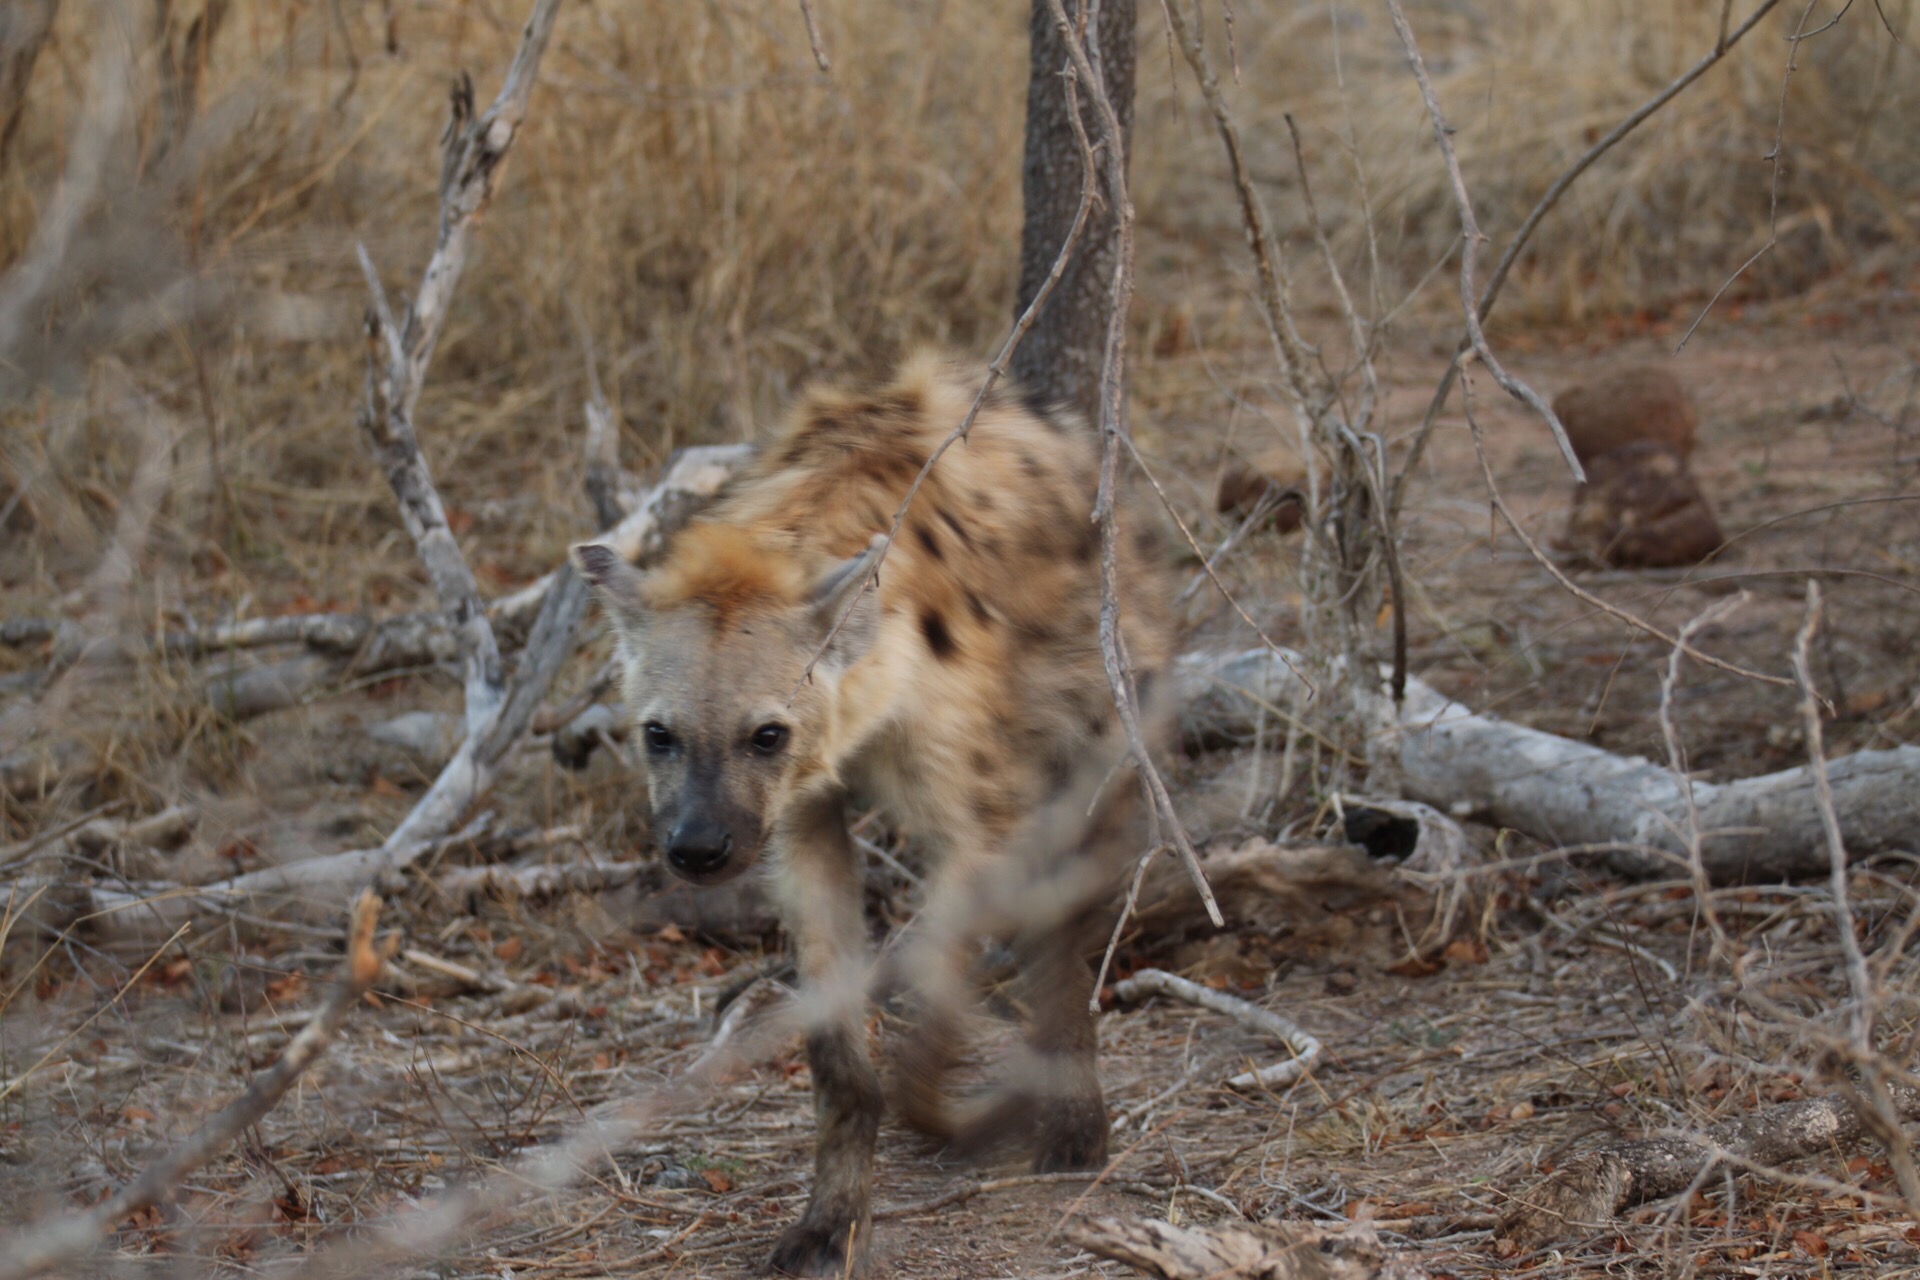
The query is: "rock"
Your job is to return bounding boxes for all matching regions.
[1552,366,1698,467]
[1562,440,1724,568]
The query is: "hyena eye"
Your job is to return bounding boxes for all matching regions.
[643,722,675,753]
[750,723,789,755]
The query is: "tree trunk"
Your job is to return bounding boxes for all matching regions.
[1009,0,1136,423]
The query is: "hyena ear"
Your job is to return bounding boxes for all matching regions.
[570,543,649,635]
[807,533,887,669]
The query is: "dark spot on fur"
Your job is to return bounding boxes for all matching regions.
[1022,387,1066,432]
[969,748,994,774]
[1018,448,1044,479]
[921,610,957,661]
[972,790,1017,829]
[1072,520,1099,563]
[938,509,974,550]
[964,590,989,623]
[914,524,943,561]
[1043,752,1074,791]
[973,490,995,511]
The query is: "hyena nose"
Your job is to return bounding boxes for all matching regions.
[665,820,733,878]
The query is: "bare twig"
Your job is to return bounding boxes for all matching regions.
[797,0,831,73]
[1110,967,1322,1092]
[1389,0,1787,517]
[1792,582,1874,1044]
[0,893,389,1280]
[1383,0,1582,481]
[1049,0,1220,927]
[1677,0,1835,350]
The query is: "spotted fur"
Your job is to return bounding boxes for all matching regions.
[573,352,1176,1276]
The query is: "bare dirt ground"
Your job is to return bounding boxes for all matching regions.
[5,290,1919,1276]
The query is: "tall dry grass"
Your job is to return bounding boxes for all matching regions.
[1148,0,1918,327]
[0,0,1912,619]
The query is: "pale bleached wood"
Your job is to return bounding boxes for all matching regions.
[1178,647,1920,883]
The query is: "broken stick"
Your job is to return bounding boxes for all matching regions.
[1110,967,1322,1092]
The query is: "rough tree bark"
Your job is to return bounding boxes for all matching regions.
[1008,0,1135,422]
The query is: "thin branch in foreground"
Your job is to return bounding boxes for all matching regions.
[1110,967,1323,1093]
[0,892,390,1280]
[1676,0,1835,351]
[1045,0,1221,929]
[1792,582,1873,1043]
[797,0,831,72]
[1389,0,1787,517]
[793,63,1101,696]
[1382,0,1582,481]
[1456,372,1791,689]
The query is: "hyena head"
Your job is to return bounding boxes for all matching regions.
[570,527,885,885]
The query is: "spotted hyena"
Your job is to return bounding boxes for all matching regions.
[571,353,1175,1276]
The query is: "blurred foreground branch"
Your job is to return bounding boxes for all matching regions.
[0,892,390,1280]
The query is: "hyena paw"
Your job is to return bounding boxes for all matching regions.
[1033,1099,1109,1173]
[767,1220,860,1277]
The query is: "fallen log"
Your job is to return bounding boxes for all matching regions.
[1176,648,1920,883]
[1496,1080,1920,1249]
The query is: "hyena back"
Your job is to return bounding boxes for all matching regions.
[572,353,1176,1276]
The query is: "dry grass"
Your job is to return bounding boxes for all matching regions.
[3,1,1920,1276]
[4,0,1914,615]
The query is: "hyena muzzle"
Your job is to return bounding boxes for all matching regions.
[572,353,1176,1276]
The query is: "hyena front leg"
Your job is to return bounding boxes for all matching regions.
[1016,909,1110,1171]
[767,792,882,1278]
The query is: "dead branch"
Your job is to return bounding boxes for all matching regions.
[1162,0,1401,786]
[1110,967,1322,1092]
[1065,1215,1430,1280]
[1044,0,1220,929]
[1389,0,1786,519]
[490,443,752,632]
[0,891,389,1280]
[1383,0,1580,481]
[1179,647,1920,883]
[426,853,656,906]
[355,0,561,741]
[1496,1079,1920,1249]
